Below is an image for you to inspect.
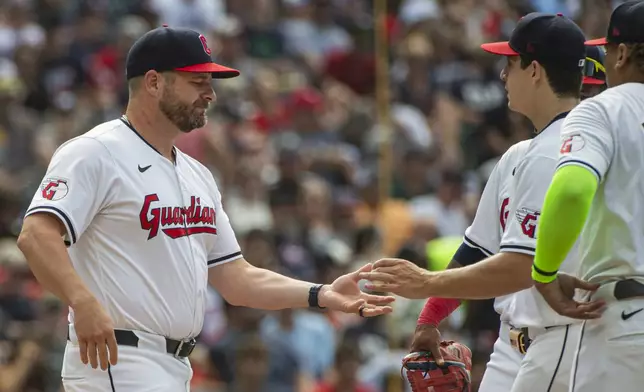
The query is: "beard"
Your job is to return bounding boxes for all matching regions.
[158,88,209,133]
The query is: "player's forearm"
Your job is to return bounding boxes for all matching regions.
[422,252,533,299]
[209,259,315,309]
[237,266,315,309]
[532,166,597,283]
[418,260,463,326]
[17,216,96,308]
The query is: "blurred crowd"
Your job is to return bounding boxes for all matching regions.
[0,0,623,391]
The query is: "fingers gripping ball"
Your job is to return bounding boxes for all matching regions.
[402,341,472,392]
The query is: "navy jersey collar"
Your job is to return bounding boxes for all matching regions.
[534,111,570,136]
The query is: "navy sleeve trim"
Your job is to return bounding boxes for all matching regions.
[499,244,536,255]
[557,159,602,182]
[454,242,488,266]
[208,251,243,266]
[462,234,494,256]
[26,206,77,244]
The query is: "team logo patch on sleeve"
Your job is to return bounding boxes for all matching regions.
[560,133,585,154]
[516,207,540,239]
[40,177,69,201]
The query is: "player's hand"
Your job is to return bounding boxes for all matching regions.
[319,263,395,317]
[410,324,445,366]
[358,258,432,299]
[72,298,118,370]
[534,272,606,319]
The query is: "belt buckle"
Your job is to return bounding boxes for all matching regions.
[174,338,196,358]
[509,328,529,354]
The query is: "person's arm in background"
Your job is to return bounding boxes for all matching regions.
[0,338,41,392]
[297,373,315,392]
[533,98,613,318]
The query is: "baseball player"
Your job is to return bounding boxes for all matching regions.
[359,13,604,392]
[404,49,607,392]
[531,2,644,391]
[16,26,394,392]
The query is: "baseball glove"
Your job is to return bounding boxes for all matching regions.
[401,341,472,392]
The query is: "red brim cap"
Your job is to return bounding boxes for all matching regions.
[583,76,605,85]
[480,41,519,56]
[585,37,608,46]
[174,62,240,79]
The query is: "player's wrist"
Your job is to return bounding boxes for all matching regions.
[531,264,558,284]
[309,284,328,309]
[68,290,99,310]
[418,297,460,327]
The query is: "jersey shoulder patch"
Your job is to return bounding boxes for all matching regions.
[560,133,586,154]
[39,177,69,201]
[515,207,540,239]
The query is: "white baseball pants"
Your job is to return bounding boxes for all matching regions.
[479,321,580,392]
[569,284,644,392]
[62,326,193,392]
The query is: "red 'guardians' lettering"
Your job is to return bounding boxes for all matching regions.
[139,194,217,240]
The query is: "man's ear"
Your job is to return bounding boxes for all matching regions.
[143,71,162,97]
[531,60,542,84]
[614,43,630,70]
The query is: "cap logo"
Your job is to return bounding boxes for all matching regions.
[612,27,620,36]
[526,43,535,53]
[199,34,212,55]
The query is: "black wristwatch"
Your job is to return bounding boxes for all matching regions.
[308,284,326,309]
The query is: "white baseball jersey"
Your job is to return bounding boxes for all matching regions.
[25,118,243,340]
[557,82,644,282]
[499,113,581,328]
[456,140,530,316]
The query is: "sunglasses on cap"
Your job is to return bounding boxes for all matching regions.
[582,45,606,86]
[584,56,606,78]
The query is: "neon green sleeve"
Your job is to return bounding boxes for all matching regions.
[532,165,598,283]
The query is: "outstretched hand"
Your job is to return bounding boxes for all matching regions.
[319,263,395,317]
[534,272,606,320]
[357,258,433,299]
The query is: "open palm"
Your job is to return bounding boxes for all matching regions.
[319,263,395,317]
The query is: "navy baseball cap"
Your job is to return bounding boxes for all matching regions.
[481,13,586,70]
[583,46,606,85]
[126,26,240,80]
[586,1,644,46]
